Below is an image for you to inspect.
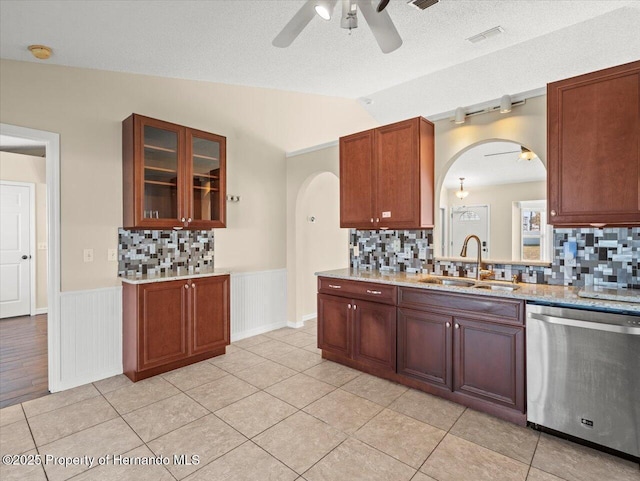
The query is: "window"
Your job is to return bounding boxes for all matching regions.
[518,201,550,262]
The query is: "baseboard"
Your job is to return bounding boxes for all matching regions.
[231,320,288,342]
[302,313,317,322]
[287,321,305,328]
[34,307,47,315]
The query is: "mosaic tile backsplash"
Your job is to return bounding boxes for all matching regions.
[350,227,640,288]
[118,229,215,277]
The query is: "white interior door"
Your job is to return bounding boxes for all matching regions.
[450,205,489,258]
[0,182,32,318]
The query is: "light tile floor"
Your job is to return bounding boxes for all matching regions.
[1,320,638,481]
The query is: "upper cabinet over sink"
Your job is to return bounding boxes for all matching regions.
[340,117,435,229]
[547,60,640,226]
[123,114,227,229]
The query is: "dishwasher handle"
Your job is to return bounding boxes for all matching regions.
[528,312,640,335]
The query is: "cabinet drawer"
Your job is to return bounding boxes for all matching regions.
[318,277,397,305]
[398,287,524,325]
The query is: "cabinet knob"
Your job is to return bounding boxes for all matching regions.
[181,217,186,222]
[184,284,190,289]
[348,304,351,309]
[187,217,192,223]
[370,218,374,223]
[353,304,357,310]
[454,323,460,329]
[446,322,451,328]
[376,218,379,223]
[550,210,557,217]
[191,283,195,288]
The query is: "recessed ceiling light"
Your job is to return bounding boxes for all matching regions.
[28,45,52,60]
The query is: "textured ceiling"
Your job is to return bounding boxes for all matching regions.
[1,1,639,123]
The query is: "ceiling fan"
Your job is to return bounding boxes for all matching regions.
[484,146,538,162]
[272,0,402,54]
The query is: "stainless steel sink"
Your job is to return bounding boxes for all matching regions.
[473,281,521,291]
[419,276,476,287]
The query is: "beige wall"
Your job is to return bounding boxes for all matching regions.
[0,152,48,309]
[0,59,376,291]
[433,95,547,258]
[444,181,546,261]
[299,172,348,318]
[286,144,345,324]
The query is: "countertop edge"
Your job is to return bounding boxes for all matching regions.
[120,271,230,285]
[315,269,640,313]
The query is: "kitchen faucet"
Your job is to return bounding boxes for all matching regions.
[460,234,493,281]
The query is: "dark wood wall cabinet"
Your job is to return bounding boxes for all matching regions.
[317,277,526,425]
[340,117,435,229]
[123,275,230,382]
[547,60,640,226]
[123,114,227,229]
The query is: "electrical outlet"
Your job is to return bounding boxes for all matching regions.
[83,249,94,263]
[108,249,118,261]
[353,245,360,257]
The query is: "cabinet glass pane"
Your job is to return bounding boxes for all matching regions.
[143,126,178,220]
[191,136,220,222]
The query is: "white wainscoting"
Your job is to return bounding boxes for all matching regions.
[231,269,287,341]
[58,286,122,390]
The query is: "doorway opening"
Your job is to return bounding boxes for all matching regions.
[0,124,61,406]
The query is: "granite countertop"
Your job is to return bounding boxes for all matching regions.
[316,268,640,313]
[120,267,230,285]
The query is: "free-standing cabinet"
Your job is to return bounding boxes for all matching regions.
[547,60,640,226]
[122,114,226,229]
[340,117,435,229]
[123,274,230,382]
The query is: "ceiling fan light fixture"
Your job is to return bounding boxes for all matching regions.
[314,0,335,20]
[519,146,537,161]
[454,107,466,124]
[500,94,512,113]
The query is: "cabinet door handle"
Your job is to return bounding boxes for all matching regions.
[454,323,460,329]
[446,322,451,328]
[366,289,382,295]
[184,284,190,289]
[328,284,342,289]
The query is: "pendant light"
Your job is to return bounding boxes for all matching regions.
[455,177,469,199]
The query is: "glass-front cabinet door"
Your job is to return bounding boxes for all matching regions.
[186,129,226,228]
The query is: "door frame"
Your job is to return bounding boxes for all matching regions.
[0,180,36,317]
[1,123,61,392]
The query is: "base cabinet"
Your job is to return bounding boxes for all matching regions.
[398,288,525,416]
[123,275,230,382]
[318,290,396,373]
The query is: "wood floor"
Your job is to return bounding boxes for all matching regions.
[0,314,48,408]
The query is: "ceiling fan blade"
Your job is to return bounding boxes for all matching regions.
[484,150,520,157]
[357,0,402,53]
[272,1,317,48]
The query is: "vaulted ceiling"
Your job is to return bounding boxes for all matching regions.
[1,1,639,122]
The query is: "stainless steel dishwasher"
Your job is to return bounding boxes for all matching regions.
[526,303,640,458]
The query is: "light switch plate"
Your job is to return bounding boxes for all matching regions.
[107,249,118,261]
[353,245,359,257]
[83,249,94,263]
